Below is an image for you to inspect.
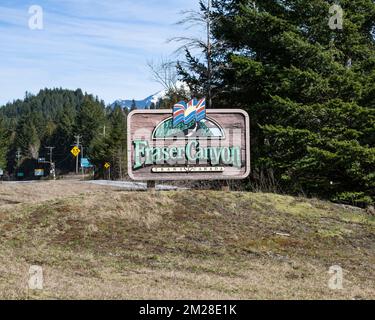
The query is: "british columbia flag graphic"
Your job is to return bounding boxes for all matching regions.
[173,98,206,127]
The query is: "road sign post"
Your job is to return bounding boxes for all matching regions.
[104,163,111,180]
[147,181,156,192]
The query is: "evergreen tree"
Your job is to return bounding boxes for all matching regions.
[162,87,191,108]
[49,103,77,172]
[0,88,112,175]
[130,99,137,111]
[180,0,375,205]
[90,106,127,179]
[174,0,223,106]
[0,116,8,170]
[15,114,41,160]
[108,106,127,179]
[76,96,106,156]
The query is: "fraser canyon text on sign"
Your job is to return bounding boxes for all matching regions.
[127,100,250,181]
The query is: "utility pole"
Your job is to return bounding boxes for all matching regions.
[15,148,22,180]
[45,146,55,164]
[45,146,56,180]
[207,0,212,109]
[15,148,22,178]
[16,148,22,167]
[81,145,84,176]
[118,149,123,180]
[74,135,82,174]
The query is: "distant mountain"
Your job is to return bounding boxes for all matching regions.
[111,82,190,110]
[111,90,167,110]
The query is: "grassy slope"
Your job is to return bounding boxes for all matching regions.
[0,181,374,299]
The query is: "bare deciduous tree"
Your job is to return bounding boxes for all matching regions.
[169,0,213,108]
[147,58,179,92]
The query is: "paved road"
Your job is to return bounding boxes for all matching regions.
[0,180,37,184]
[1,179,186,191]
[83,180,186,191]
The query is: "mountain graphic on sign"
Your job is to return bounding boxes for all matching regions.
[153,118,225,140]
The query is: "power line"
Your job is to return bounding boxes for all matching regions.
[54,153,72,165]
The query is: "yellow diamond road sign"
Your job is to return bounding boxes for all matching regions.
[104,162,110,169]
[71,146,81,157]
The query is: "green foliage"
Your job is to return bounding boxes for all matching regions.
[179,0,375,205]
[76,96,106,153]
[130,99,137,111]
[0,89,129,179]
[0,89,108,175]
[0,116,8,169]
[90,106,128,179]
[333,192,374,207]
[15,114,41,160]
[160,87,191,109]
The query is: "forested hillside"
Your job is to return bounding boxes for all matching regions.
[0,89,128,179]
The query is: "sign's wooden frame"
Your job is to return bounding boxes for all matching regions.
[127,109,250,181]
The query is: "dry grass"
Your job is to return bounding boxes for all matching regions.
[0,181,374,300]
[0,181,104,207]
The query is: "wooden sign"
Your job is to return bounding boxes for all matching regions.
[127,109,250,181]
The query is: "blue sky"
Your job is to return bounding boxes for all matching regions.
[0,0,200,105]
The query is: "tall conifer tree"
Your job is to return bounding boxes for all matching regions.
[0,116,8,169]
[179,0,375,205]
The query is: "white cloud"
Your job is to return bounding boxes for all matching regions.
[0,0,201,105]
